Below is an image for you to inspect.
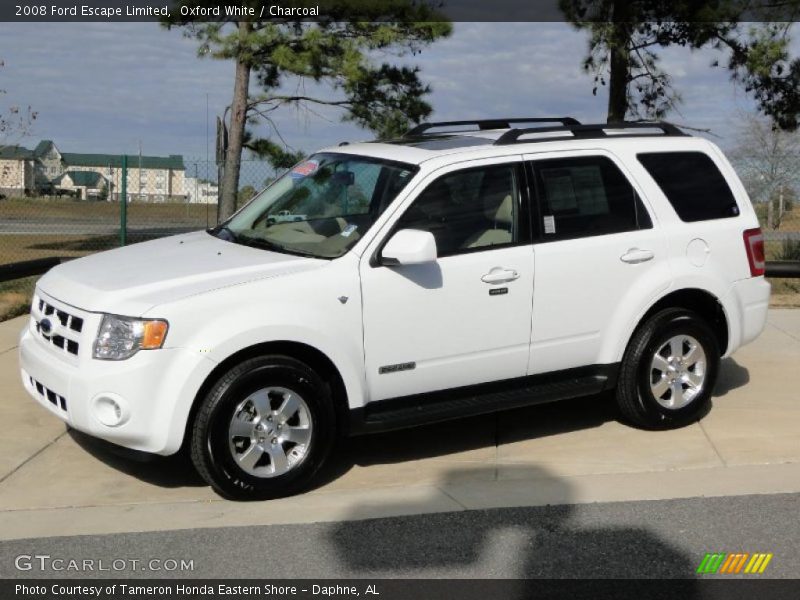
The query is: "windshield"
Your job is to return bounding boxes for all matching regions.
[215,153,418,258]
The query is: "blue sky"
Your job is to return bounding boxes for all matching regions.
[0,21,795,171]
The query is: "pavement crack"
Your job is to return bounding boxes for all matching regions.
[0,345,19,357]
[698,419,727,468]
[767,320,800,343]
[435,485,469,511]
[0,429,68,486]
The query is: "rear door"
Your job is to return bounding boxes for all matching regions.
[524,151,670,375]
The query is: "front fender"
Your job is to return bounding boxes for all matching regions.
[149,256,367,451]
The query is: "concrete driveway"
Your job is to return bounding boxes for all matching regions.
[1,311,799,541]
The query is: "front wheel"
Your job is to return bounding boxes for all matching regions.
[616,308,720,429]
[190,355,336,500]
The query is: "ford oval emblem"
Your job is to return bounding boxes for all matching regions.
[40,318,53,335]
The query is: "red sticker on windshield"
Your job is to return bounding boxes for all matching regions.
[291,160,319,179]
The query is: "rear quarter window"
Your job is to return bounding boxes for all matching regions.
[637,151,740,222]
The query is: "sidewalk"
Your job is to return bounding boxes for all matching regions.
[1,311,799,541]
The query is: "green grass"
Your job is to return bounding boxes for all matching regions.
[0,276,36,322]
[1,196,214,222]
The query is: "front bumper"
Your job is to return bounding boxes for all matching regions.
[19,309,216,456]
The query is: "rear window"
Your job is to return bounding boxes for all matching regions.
[637,152,740,222]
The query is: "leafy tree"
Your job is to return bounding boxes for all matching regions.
[238,184,257,204]
[0,59,37,141]
[560,1,800,128]
[164,2,451,220]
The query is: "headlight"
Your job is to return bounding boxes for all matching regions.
[93,314,169,360]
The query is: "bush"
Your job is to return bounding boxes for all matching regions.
[779,239,800,261]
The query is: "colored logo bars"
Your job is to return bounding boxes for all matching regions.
[697,552,773,575]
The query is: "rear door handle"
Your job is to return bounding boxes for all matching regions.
[481,267,520,284]
[620,248,655,264]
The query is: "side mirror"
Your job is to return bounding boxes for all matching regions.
[381,229,438,266]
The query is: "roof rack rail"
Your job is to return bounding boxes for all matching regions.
[404,117,581,138]
[494,121,687,146]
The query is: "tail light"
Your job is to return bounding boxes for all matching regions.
[743,228,765,277]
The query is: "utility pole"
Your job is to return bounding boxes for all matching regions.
[138,140,143,202]
[120,155,128,246]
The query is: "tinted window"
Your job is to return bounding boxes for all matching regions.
[533,156,652,241]
[637,152,739,222]
[395,164,520,256]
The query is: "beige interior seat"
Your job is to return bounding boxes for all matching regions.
[265,217,349,245]
[462,177,514,249]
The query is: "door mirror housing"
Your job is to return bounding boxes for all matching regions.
[381,229,438,266]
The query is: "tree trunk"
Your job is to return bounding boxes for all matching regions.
[606,3,631,123]
[767,195,775,230]
[218,21,251,222]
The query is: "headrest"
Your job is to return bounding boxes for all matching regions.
[481,170,514,225]
[485,194,513,225]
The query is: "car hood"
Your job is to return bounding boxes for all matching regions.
[37,231,325,316]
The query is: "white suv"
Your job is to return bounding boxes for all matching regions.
[19,118,770,499]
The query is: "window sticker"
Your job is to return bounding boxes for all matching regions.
[543,215,556,234]
[291,160,319,180]
[341,224,358,237]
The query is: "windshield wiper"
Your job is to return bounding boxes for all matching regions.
[210,224,239,243]
[236,235,320,258]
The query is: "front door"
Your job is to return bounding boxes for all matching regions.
[359,159,535,402]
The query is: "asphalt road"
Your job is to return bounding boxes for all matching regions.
[0,219,201,235]
[1,492,797,580]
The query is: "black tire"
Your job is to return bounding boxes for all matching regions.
[191,355,336,500]
[616,308,720,429]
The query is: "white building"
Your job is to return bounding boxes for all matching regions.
[184,176,219,204]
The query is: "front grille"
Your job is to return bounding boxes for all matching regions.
[33,297,83,356]
[28,375,68,412]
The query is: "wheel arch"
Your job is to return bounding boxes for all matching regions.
[627,288,730,359]
[182,341,352,452]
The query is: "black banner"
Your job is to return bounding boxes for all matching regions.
[4,579,800,600]
[2,0,800,23]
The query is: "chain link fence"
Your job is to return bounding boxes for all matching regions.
[0,157,278,319]
[0,158,283,268]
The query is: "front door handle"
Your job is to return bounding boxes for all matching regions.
[481,267,520,284]
[620,248,655,264]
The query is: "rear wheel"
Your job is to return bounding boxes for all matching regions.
[616,308,720,429]
[191,355,336,499]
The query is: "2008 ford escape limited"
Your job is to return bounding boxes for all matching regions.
[19,118,770,499]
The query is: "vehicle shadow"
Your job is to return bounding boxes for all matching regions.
[713,357,750,397]
[313,392,617,488]
[327,464,701,585]
[68,429,205,488]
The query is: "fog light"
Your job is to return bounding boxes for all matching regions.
[92,394,129,427]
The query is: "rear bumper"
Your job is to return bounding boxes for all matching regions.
[725,276,771,354]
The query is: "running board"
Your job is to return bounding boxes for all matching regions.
[348,364,619,435]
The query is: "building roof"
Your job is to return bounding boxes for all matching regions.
[0,145,33,160]
[61,152,184,170]
[60,170,105,187]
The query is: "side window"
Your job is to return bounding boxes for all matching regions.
[637,151,740,222]
[395,164,520,257]
[532,156,652,241]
